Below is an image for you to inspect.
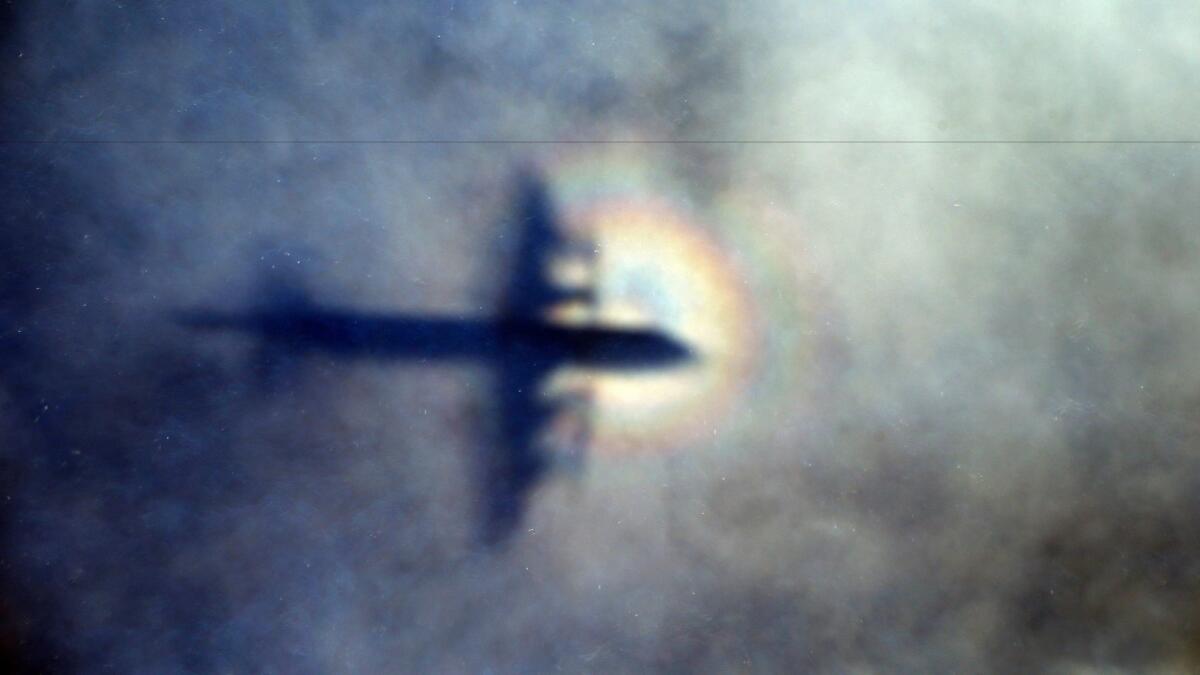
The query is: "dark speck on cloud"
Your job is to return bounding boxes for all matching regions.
[3,1,1200,672]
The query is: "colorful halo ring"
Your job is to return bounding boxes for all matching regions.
[543,156,768,457]
[710,190,834,437]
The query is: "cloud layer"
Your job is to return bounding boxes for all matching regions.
[2,1,1200,672]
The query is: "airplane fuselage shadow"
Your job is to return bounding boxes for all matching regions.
[181,310,692,367]
[179,306,695,546]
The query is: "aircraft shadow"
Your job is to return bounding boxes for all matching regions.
[178,173,694,547]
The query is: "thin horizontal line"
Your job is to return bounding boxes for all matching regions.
[1,140,1200,145]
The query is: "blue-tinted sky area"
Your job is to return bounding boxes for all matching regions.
[3,2,1200,672]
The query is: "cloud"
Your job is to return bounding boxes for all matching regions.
[2,1,1199,671]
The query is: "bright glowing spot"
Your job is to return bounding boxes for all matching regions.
[550,194,758,457]
[535,151,829,465]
